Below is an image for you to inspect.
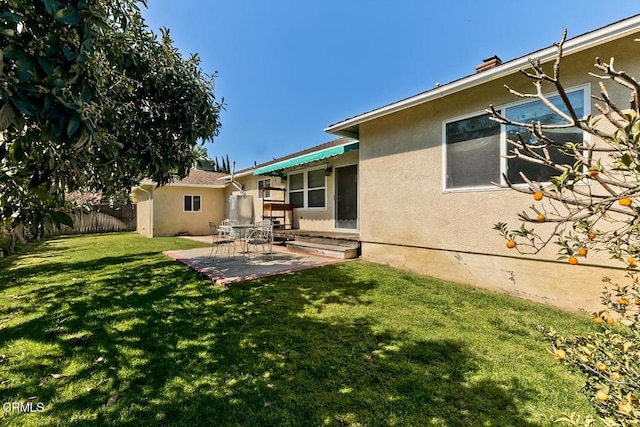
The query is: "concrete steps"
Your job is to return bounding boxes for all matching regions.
[286,236,360,259]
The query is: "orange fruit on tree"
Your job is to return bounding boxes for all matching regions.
[607,317,615,325]
[596,390,609,402]
[593,316,604,324]
[619,197,633,207]
[506,240,516,249]
[596,361,607,372]
[568,256,579,265]
[618,298,630,306]
[533,191,543,201]
[588,169,599,178]
[536,213,545,222]
[588,232,597,240]
[627,257,636,266]
[578,247,588,256]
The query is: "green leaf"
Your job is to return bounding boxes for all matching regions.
[37,56,54,76]
[43,0,58,16]
[0,12,23,23]
[73,129,90,150]
[10,95,36,115]
[54,6,81,25]
[62,46,76,61]
[0,102,16,131]
[8,140,25,162]
[49,210,74,228]
[67,113,81,137]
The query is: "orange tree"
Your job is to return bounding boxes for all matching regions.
[492,30,639,424]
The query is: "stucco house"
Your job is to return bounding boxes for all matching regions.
[323,14,640,311]
[131,168,227,237]
[132,138,359,243]
[134,14,640,311]
[225,137,359,234]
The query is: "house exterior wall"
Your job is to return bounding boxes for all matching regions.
[356,34,640,312]
[289,150,359,231]
[227,175,286,225]
[134,186,153,238]
[234,150,360,232]
[151,186,226,236]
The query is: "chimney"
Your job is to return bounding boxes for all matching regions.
[475,55,502,73]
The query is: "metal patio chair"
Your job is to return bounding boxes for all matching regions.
[208,222,236,259]
[246,220,274,258]
[220,219,240,239]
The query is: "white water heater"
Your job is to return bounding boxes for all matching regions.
[227,195,254,225]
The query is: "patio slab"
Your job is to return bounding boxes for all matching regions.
[164,243,346,285]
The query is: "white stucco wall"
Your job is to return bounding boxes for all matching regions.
[134,186,153,238]
[356,33,640,312]
[151,186,226,237]
[232,149,360,232]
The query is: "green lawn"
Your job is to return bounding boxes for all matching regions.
[0,233,597,426]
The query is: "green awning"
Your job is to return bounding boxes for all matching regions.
[253,141,359,176]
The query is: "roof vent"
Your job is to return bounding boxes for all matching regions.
[475,55,502,73]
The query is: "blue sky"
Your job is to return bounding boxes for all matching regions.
[142,1,639,170]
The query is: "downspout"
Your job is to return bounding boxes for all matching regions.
[229,161,245,195]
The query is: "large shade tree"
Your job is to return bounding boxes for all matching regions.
[0,0,223,249]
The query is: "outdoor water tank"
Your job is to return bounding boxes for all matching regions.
[227,195,254,225]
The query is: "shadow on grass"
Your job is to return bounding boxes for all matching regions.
[0,247,539,426]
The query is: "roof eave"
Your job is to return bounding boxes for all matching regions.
[221,170,255,181]
[324,15,640,137]
[136,179,226,189]
[165,183,227,189]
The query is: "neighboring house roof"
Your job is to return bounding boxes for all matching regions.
[228,137,357,179]
[325,14,640,139]
[137,168,228,188]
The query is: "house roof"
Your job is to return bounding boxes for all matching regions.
[325,14,640,139]
[138,168,227,188]
[229,137,357,178]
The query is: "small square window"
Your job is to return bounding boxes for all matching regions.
[184,195,202,212]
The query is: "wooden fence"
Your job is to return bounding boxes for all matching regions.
[47,204,137,236]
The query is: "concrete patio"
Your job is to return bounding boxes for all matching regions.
[164,236,348,285]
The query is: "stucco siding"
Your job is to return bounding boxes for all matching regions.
[235,150,359,232]
[357,34,640,311]
[134,187,153,238]
[152,186,226,236]
[362,242,627,312]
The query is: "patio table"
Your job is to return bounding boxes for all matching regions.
[230,224,255,254]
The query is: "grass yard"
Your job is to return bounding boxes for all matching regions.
[0,233,598,426]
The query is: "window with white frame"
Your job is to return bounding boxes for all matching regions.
[289,173,304,208]
[443,87,587,191]
[258,178,271,199]
[288,168,326,208]
[183,194,201,212]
